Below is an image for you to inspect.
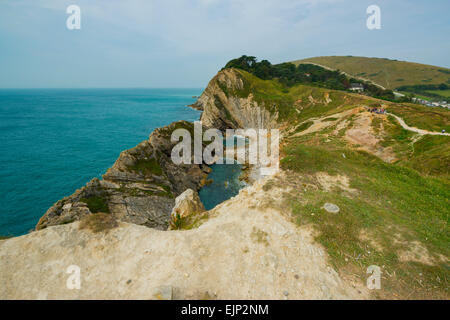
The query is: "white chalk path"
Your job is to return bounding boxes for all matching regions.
[387,113,450,136]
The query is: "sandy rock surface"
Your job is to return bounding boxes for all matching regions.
[0,176,367,300]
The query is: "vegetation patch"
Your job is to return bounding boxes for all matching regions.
[295,121,314,133]
[232,69,368,122]
[224,56,396,101]
[397,83,450,100]
[404,135,450,178]
[128,157,163,176]
[79,213,118,233]
[170,212,209,230]
[80,196,110,213]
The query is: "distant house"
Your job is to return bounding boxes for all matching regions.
[350,83,364,92]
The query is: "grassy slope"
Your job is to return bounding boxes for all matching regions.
[292,56,450,90]
[233,70,450,178]
[280,139,449,299]
[226,70,449,298]
[233,69,373,122]
[386,102,450,132]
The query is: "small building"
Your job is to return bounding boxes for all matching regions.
[349,83,364,92]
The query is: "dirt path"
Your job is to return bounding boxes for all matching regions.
[387,113,450,136]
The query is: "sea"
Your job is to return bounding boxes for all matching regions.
[0,89,243,236]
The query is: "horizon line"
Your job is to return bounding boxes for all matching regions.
[0,87,205,90]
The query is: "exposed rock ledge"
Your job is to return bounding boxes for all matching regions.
[0,175,368,299]
[36,121,210,231]
[190,68,279,130]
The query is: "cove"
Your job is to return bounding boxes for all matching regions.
[198,134,248,210]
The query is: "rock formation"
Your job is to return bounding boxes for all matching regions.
[36,121,210,231]
[169,189,205,230]
[190,68,279,130]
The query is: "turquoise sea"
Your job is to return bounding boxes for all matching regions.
[0,89,244,236]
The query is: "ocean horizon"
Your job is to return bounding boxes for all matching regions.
[0,88,203,236]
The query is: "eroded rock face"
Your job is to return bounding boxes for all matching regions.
[169,189,205,230]
[36,121,210,231]
[190,68,279,130]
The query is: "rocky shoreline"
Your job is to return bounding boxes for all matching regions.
[36,68,276,232]
[36,121,211,231]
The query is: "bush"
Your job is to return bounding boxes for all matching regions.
[80,196,110,213]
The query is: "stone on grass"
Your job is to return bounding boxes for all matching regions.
[323,203,340,214]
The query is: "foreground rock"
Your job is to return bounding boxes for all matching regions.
[169,189,205,230]
[0,176,367,299]
[36,121,210,231]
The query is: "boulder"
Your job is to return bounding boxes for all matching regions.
[169,189,205,230]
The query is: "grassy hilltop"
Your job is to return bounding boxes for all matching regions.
[293,56,450,91]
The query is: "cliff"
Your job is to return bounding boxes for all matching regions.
[190,68,279,130]
[36,121,210,231]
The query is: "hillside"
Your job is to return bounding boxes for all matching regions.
[293,56,450,90]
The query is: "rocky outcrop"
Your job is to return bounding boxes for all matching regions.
[36,121,210,231]
[190,68,279,130]
[169,189,205,230]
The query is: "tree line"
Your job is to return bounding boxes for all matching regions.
[223,55,396,101]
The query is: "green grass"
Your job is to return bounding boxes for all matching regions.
[80,196,110,213]
[281,142,449,298]
[294,121,314,133]
[405,135,450,178]
[387,102,450,132]
[230,69,371,123]
[425,89,450,99]
[170,212,209,230]
[128,157,163,176]
[380,115,415,155]
[292,56,450,90]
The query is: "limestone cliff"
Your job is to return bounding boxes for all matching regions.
[190,68,279,130]
[36,121,210,231]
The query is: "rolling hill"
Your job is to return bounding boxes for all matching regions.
[292,56,450,90]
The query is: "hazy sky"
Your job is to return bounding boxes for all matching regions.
[0,0,449,88]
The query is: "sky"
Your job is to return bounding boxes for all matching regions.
[0,0,449,88]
